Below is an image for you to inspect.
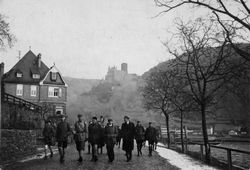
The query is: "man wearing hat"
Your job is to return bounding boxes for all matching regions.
[74,114,87,162]
[145,122,156,156]
[134,121,145,156]
[104,119,118,162]
[56,114,72,163]
[88,116,102,162]
[120,116,135,162]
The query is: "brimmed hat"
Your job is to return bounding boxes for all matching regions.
[77,114,83,117]
[58,114,66,118]
[108,118,113,122]
[92,116,97,120]
[124,116,129,119]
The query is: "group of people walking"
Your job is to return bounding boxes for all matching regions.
[42,114,159,164]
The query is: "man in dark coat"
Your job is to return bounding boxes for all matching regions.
[88,116,102,162]
[43,120,55,159]
[98,116,105,154]
[121,116,135,162]
[145,122,156,156]
[104,119,118,162]
[74,114,87,162]
[56,114,72,163]
[134,121,145,156]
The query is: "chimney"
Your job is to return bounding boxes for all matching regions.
[37,53,41,68]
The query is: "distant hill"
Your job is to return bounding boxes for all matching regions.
[64,75,163,126]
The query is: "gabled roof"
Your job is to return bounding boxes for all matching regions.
[3,50,50,84]
[40,64,68,87]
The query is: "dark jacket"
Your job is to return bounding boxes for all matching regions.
[56,121,71,142]
[145,126,156,143]
[104,124,118,146]
[88,122,102,144]
[121,121,135,151]
[43,124,55,139]
[134,125,145,141]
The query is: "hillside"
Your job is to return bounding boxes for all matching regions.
[64,76,163,126]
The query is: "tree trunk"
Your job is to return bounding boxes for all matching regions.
[201,103,211,164]
[165,113,170,148]
[180,110,184,153]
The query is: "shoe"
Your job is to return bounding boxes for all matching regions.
[94,156,98,162]
[44,156,48,160]
[78,157,83,162]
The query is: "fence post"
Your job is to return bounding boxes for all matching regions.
[227,149,232,170]
[200,144,203,160]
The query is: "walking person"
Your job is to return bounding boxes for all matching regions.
[88,116,102,162]
[121,116,135,162]
[134,121,145,156]
[104,119,118,162]
[74,114,87,162]
[116,126,121,148]
[98,116,105,154]
[145,122,156,156]
[87,121,92,154]
[56,114,72,163]
[43,120,55,159]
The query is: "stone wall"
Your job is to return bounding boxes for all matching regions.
[1,102,43,129]
[0,129,39,164]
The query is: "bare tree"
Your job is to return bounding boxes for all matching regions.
[40,102,54,120]
[140,68,175,148]
[0,14,16,49]
[166,66,196,153]
[155,0,250,60]
[166,18,244,163]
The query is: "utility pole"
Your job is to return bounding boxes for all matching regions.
[0,62,4,148]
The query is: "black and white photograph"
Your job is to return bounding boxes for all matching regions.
[0,0,250,170]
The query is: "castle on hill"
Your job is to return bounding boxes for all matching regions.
[105,63,138,84]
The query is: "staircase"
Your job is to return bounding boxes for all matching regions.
[2,92,42,113]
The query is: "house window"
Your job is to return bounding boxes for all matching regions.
[48,87,62,97]
[51,72,57,81]
[55,106,63,115]
[32,74,40,79]
[30,85,37,97]
[16,84,23,96]
[16,72,22,78]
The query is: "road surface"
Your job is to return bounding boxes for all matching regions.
[4,144,179,170]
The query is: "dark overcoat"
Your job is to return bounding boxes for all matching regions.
[104,124,118,147]
[88,122,102,144]
[134,125,145,141]
[145,126,156,144]
[56,121,71,142]
[121,122,135,151]
[43,124,55,145]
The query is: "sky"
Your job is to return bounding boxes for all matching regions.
[0,0,205,79]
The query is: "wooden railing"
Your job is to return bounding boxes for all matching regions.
[188,142,250,170]
[2,92,42,113]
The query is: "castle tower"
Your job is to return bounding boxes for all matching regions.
[121,63,128,73]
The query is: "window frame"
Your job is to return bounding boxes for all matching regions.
[51,72,57,81]
[16,84,23,96]
[30,85,37,97]
[32,74,40,79]
[48,86,62,98]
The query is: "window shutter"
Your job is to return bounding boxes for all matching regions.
[59,88,62,97]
